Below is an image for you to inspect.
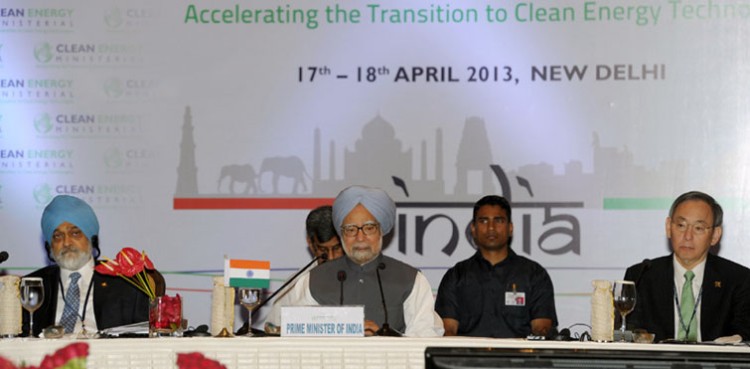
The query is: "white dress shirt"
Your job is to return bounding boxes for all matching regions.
[56,258,98,333]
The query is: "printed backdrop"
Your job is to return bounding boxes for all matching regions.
[2,0,749,331]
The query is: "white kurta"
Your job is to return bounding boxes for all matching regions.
[268,268,444,337]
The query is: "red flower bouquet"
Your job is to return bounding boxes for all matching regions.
[0,342,89,369]
[176,353,226,369]
[95,247,156,299]
[149,294,182,333]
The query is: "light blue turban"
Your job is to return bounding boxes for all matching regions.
[332,185,396,236]
[41,195,99,244]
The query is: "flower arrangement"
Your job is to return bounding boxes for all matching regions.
[0,343,88,369]
[150,294,182,333]
[176,353,226,369]
[94,247,156,299]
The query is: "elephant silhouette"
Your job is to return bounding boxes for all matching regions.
[258,156,310,194]
[218,164,258,194]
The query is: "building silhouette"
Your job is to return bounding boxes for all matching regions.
[175,106,198,196]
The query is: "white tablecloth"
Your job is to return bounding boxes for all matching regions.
[1,336,749,369]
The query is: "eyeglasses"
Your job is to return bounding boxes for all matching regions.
[341,223,380,237]
[671,221,713,236]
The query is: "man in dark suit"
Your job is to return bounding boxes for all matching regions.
[624,191,750,342]
[22,195,156,337]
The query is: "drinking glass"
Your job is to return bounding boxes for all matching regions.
[238,288,261,337]
[613,280,636,339]
[20,277,45,337]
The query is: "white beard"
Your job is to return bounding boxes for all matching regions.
[53,247,92,271]
[344,238,382,265]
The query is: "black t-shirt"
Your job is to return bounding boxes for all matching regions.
[435,250,557,338]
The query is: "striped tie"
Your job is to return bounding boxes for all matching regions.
[60,272,81,333]
[678,271,698,342]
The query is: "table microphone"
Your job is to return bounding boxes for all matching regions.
[251,252,327,313]
[634,258,651,288]
[375,262,402,337]
[0,251,8,264]
[337,270,347,305]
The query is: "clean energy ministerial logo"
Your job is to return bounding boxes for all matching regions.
[0,8,75,32]
[33,112,145,138]
[33,41,145,67]
[0,148,74,173]
[34,113,53,134]
[33,184,54,206]
[103,77,157,100]
[0,78,74,103]
[103,146,154,171]
[33,182,145,207]
[104,7,155,30]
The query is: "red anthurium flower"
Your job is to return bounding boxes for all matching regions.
[21,343,90,369]
[72,342,89,358]
[177,352,226,369]
[142,251,155,270]
[95,247,157,299]
[58,342,88,361]
[94,259,121,276]
[0,356,19,369]
[115,247,146,277]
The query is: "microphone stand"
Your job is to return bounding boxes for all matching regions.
[236,253,327,336]
[634,258,651,289]
[337,271,347,305]
[375,263,402,337]
[252,253,327,313]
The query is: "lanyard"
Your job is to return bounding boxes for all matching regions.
[58,274,95,330]
[672,281,703,340]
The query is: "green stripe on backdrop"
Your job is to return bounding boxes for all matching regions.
[603,198,672,210]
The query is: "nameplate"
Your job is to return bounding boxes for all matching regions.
[280,305,365,337]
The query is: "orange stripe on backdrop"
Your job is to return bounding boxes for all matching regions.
[229,260,270,269]
[173,198,334,210]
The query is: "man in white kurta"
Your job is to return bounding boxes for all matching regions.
[279,185,443,337]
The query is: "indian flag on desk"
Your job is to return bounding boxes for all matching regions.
[224,259,270,288]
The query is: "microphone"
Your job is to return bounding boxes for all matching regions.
[553,328,572,341]
[0,251,8,264]
[337,270,347,305]
[375,262,402,337]
[235,253,328,336]
[251,253,327,313]
[633,258,651,288]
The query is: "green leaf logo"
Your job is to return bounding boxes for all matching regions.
[34,42,53,64]
[34,113,53,134]
[103,78,124,98]
[104,8,124,29]
[103,147,123,168]
[33,184,53,205]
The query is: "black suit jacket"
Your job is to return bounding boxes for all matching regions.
[21,265,150,337]
[624,253,750,342]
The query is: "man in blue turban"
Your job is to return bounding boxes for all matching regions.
[276,185,444,337]
[22,195,155,337]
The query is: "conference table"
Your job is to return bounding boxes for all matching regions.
[1,336,749,369]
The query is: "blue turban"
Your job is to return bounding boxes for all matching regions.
[332,185,396,237]
[41,195,99,244]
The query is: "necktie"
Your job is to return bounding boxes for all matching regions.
[60,272,81,333]
[678,271,698,341]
